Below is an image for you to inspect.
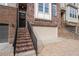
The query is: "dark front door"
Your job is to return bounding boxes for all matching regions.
[19,12,26,27]
[18,3,27,28]
[19,19,26,27]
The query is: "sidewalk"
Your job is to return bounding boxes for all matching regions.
[0,43,13,56]
[38,38,79,56]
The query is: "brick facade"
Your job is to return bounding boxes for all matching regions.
[0,3,60,44]
[26,3,61,27]
[0,5,17,44]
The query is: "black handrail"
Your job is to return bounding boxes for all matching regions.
[27,21,38,56]
[13,21,18,56]
[13,7,18,56]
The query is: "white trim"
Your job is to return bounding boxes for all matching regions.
[0,3,8,6]
[0,3,17,7]
[66,6,78,23]
[5,3,8,6]
[34,3,51,20]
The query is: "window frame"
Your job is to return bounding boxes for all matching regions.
[34,3,51,20]
[52,3,57,16]
[38,3,49,14]
[70,7,77,18]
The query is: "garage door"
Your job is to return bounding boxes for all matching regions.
[0,24,8,43]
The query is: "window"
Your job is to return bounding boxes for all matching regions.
[45,3,49,13]
[38,3,43,12]
[52,3,57,16]
[35,3,51,20]
[38,3,49,13]
[70,7,72,17]
[70,7,77,18]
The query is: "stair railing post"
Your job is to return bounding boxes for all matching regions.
[27,21,38,56]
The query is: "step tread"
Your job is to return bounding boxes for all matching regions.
[17,33,30,35]
[16,46,34,51]
[17,37,31,39]
[16,39,32,42]
[16,40,32,44]
[16,38,31,40]
[16,44,33,48]
[17,35,30,38]
[16,41,33,44]
[16,46,34,53]
[16,43,33,48]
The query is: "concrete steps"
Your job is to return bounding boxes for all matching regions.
[15,27,35,56]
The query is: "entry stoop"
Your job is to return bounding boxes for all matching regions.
[15,50,36,56]
[14,27,36,56]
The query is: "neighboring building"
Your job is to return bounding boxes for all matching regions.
[0,3,60,56]
[60,3,79,26]
[59,3,79,39]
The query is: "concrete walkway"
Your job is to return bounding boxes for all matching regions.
[1,38,79,56]
[0,43,13,56]
[38,38,79,56]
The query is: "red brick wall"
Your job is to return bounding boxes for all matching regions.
[26,3,34,23]
[0,5,17,44]
[0,3,61,44]
[26,3,61,27]
[51,3,61,27]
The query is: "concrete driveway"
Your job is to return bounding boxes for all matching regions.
[38,38,79,56]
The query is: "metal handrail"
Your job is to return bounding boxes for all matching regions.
[13,22,18,56]
[27,21,38,56]
[13,7,19,56]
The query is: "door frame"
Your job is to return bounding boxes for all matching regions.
[17,3,27,28]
